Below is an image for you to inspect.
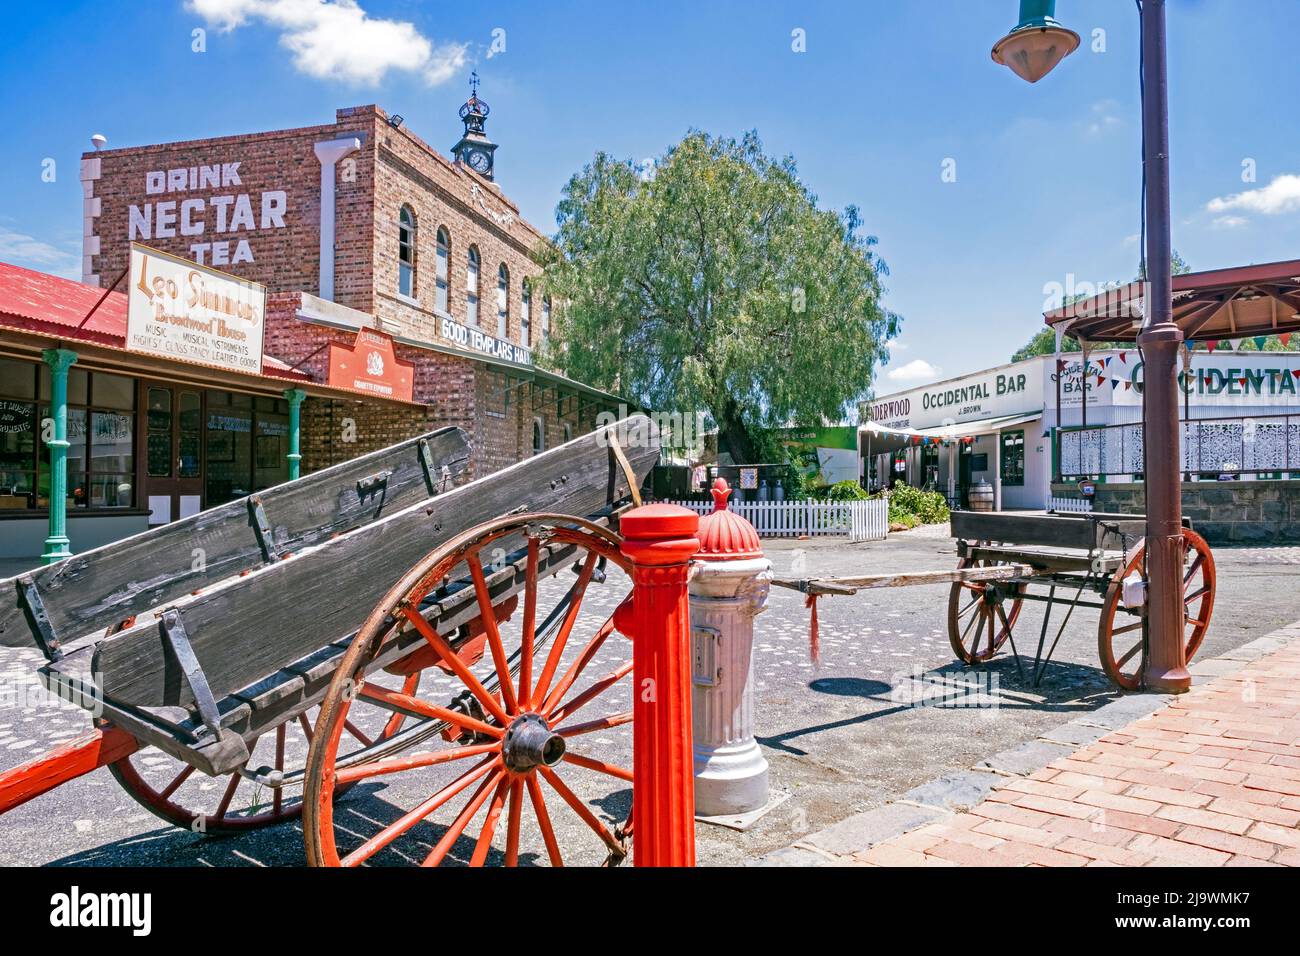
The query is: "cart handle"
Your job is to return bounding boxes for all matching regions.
[0,725,138,816]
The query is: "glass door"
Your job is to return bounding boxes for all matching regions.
[144,383,204,525]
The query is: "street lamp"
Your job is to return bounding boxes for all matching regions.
[993,0,1190,693]
[991,1,1080,83]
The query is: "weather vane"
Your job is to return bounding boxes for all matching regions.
[469,70,480,97]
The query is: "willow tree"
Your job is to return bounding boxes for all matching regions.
[536,131,898,463]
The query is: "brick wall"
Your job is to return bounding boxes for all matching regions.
[1051,479,1300,545]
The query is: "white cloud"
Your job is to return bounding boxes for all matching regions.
[0,226,81,279]
[1080,100,1122,138]
[883,338,909,352]
[885,359,940,383]
[1212,215,1248,230]
[1122,233,1140,247]
[187,0,468,86]
[1206,174,1300,217]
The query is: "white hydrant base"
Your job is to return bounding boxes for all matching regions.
[694,739,770,817]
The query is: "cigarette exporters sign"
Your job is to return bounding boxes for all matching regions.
[327,329,414,402]
[126,243,266,374]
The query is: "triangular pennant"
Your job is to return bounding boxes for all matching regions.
[1184,340,1195,352]
[1111,378,1120,389]
[1254,336,1268,349]
[1282,332,1293,347]
[1292,369,1300,380]
[1206,340,1219,353]
[1119,351,1128,362]
[1123,381,1131,390]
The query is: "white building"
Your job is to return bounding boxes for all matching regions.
[860,348,1300,511]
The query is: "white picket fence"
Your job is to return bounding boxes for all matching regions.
[1049,496,1094,513]
[662,498,889,541]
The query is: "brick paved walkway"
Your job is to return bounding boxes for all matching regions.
[854,631,1300,867]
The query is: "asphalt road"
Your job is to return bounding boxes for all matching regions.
[1,523,1297,867]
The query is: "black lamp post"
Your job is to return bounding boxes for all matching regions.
[993,0,1190,692]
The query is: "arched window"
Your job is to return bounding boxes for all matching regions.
[398,205,416,298]
[532,418,545,456]
[541,295,551,340]
[497,263,509,339]
[520,281,532,347]
[435,227,449,313]
[466,245,480,326]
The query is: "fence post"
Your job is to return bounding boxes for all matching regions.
[617,503,701,866]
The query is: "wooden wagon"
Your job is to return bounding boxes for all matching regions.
[775,509,1217,690]
[0,416,659,867]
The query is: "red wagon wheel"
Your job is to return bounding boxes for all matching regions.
[947,556,1025,664]
[109,674,420,834]
[303,514,634,867]
[1097,529,1216,691]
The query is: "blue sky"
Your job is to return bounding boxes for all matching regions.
[1,1,1297,397]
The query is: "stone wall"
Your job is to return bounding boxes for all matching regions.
[1051,480,1300,545]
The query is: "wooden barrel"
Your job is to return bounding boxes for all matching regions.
[968,480,994,512]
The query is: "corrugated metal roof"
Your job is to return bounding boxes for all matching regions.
[0,259,310,382]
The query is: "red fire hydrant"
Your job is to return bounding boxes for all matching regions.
[617,503,701,867]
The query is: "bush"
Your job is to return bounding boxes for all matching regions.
[825,480,871,501]
[887,482,949,526]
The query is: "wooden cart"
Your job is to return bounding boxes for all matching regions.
[0,416,658,867]
[774,509,1216,690]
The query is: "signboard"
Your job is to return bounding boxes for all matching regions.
[327,328,415,403]
[739,467,758,490]
[126,244,266,374]
[438,315,532,366]
[864,357,1045,431]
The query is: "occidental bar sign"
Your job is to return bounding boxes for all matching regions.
[126,243,266,374]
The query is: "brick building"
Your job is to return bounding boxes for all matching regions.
[79,81,624,480]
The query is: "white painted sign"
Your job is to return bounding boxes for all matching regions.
[127,244,266,374]
[126,161,288,268]
[865,357,1046,430]
[438,315,532,365]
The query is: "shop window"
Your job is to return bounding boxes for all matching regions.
[147,387,173,477]
[2,362,136,511]
[532,418,545,456]
[435,227,449,313]
[1001,430,1026,486]
[467,245,480,326]
[398,205,416,298]
[497,263,509,339]
[521,281,531,346]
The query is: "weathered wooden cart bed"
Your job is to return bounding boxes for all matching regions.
[774,509,1216,690]
[0,416,660,866]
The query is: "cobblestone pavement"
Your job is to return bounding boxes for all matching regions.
[2,525,1299,866]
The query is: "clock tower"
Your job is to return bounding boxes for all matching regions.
[451,71,497,181]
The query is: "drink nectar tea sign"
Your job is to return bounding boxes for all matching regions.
[126,243,266,374]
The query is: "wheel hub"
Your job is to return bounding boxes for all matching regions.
[501,713,566,773]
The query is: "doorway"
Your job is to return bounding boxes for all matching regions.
[144,383,204,525]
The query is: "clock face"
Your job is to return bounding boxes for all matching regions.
[467,149,491,173]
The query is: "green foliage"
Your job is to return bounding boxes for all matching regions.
[886,482,949,526]
[825,480,871,501]
[536,130,899,463]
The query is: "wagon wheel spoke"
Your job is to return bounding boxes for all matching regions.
[400,606,511,726]
[213,770,241,823]
[159,764,195,801]
[563,750,634,782]
[559,711,633,738]
[382,673,420,739]
[504,779,524,867]
[956,594,982,618]
[538,765,625,856]
[518,537,540,707]
[1184,585,1210,604]
[956,599,983,656]
[297,714,314,743]
[343,720,373,748]
[1115,639,1144,670]
[273,724,286,816]
[468,777,511,867]
[531,551,598,709]
[423,767,505,867]
[995,604,1015,641]
[550,660,634,725]
[1183,553,1204,587]
[540,612,618,715]
[334,742,498,786]
[1110,619,1144,636]
[466,551,519,715]
[340,755,499,867]
[358,682,504,739]
[526,773,564,867]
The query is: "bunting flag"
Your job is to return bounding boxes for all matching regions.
[1119,350,1128,362]
[1206,340,1220,353]
[1123,381,1132,390]
[1281,332,1292,347]
[1292,369,1300,380]
[1185,340,1196,351]
[1111,378,1121,389]
[1254,336,1269,350]
[1056,359,1066,372]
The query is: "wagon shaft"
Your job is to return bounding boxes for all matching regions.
[0,727,138,815]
